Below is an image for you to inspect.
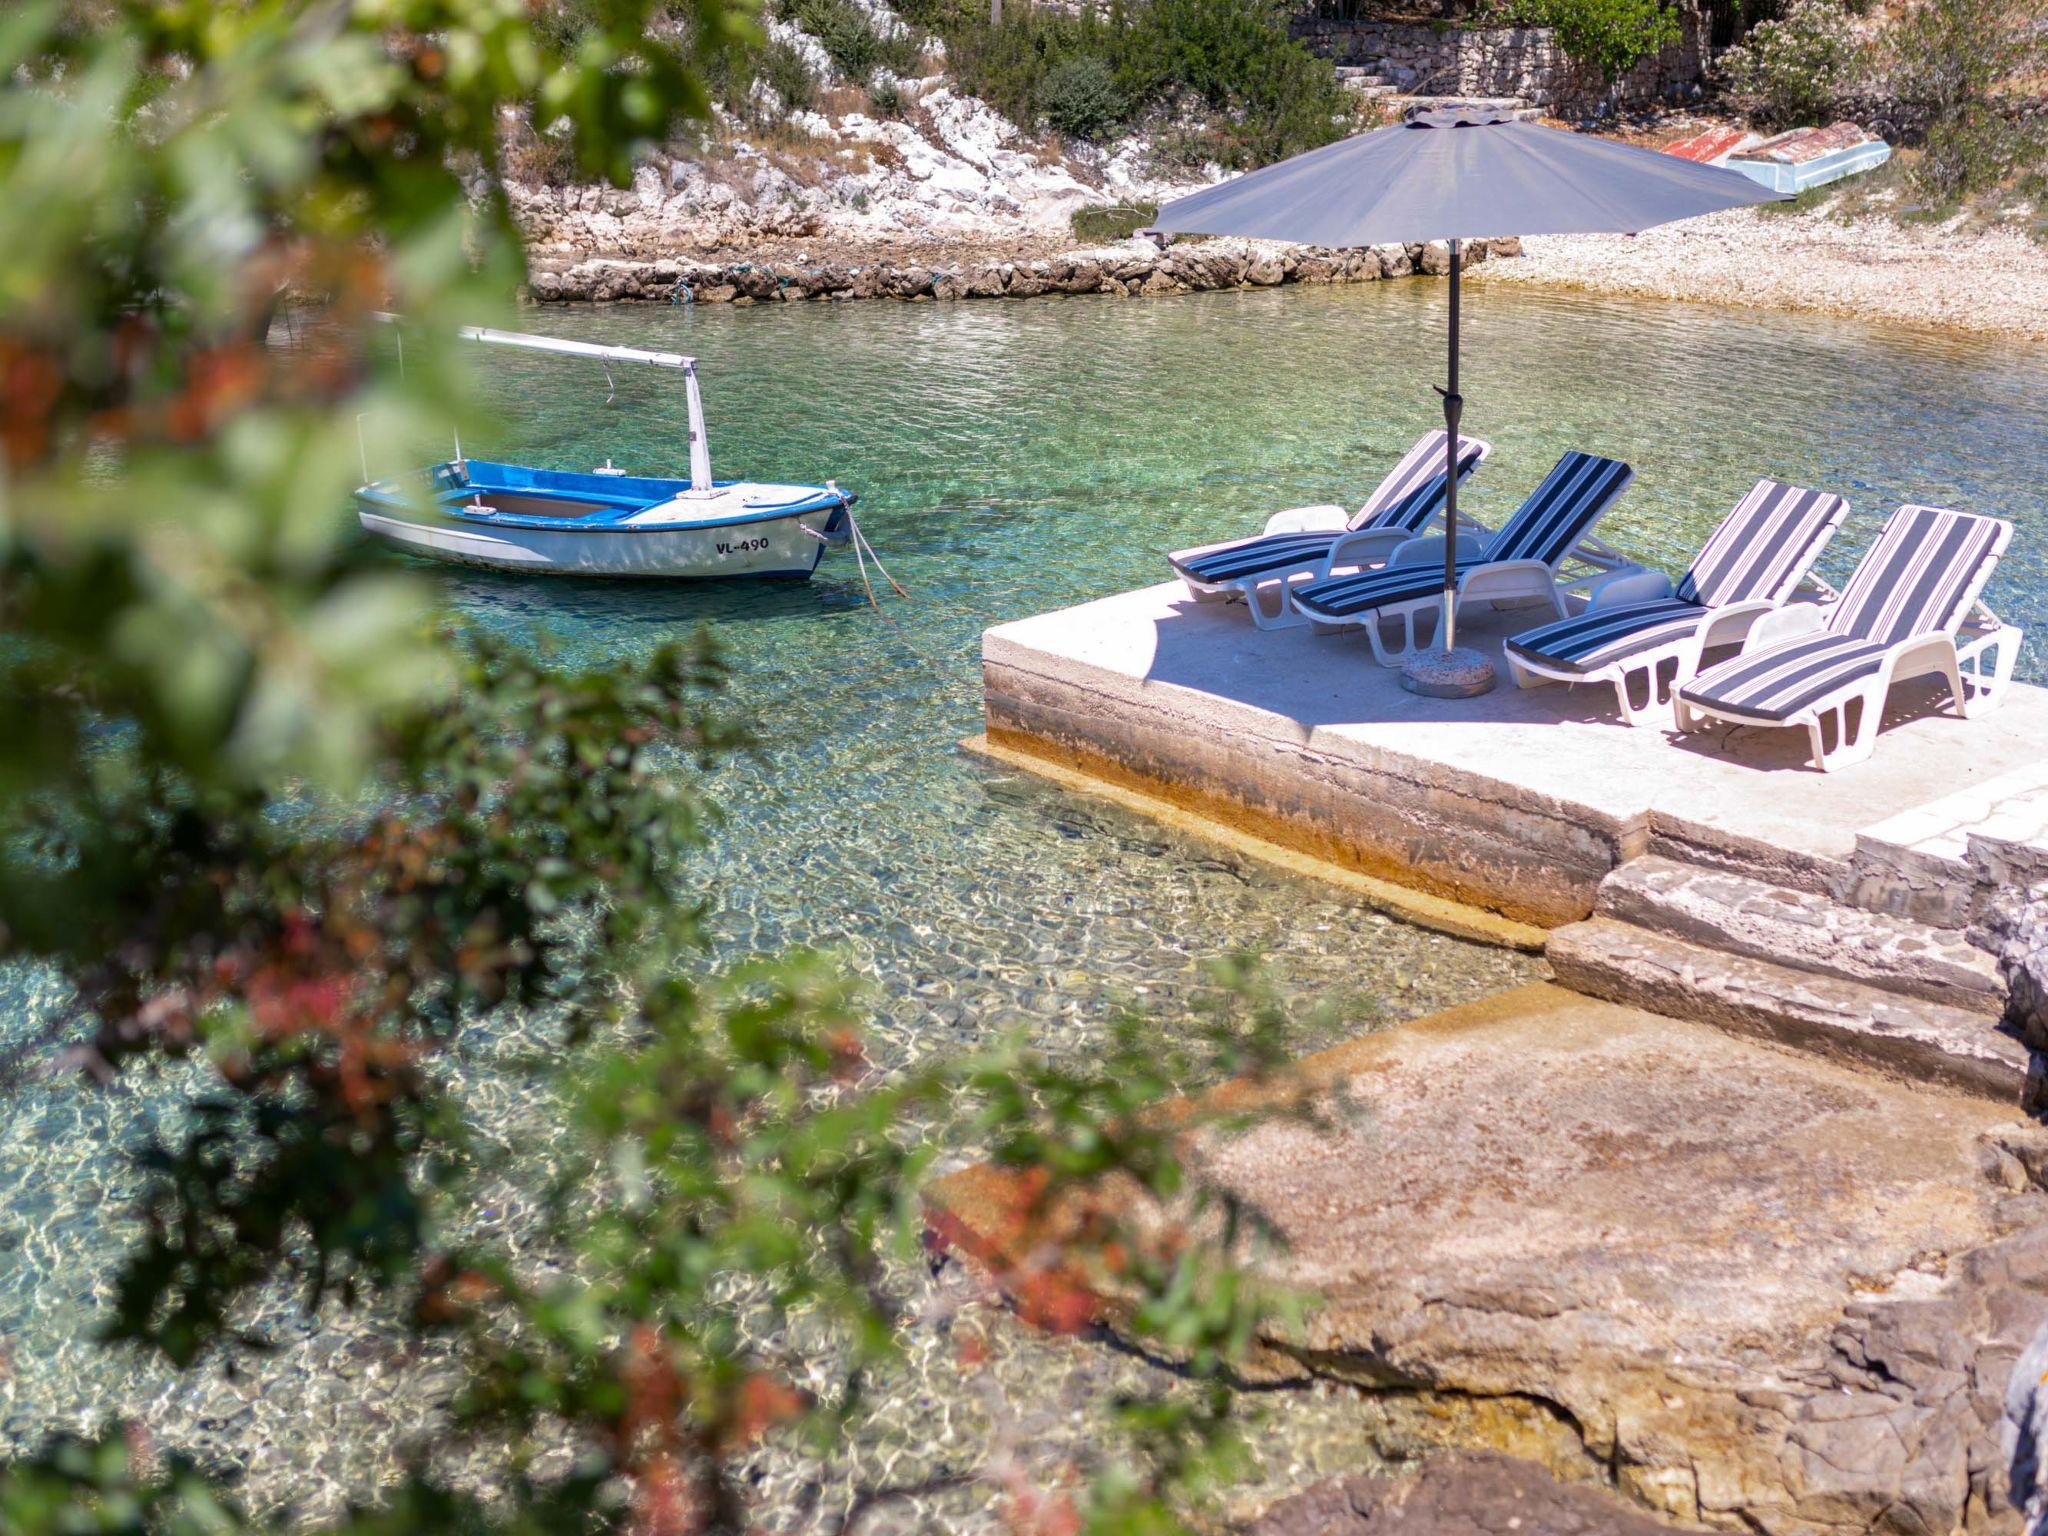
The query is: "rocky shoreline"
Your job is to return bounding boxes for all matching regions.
[526,235,1521,304]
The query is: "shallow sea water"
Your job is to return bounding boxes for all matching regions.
[5,278,2047,1525]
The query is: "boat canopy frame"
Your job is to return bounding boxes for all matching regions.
[369,315,715,494]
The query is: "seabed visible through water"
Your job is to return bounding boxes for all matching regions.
[5,276,2048,1527]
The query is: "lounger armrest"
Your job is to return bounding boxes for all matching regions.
[1263,503,1350,535]
[1878,629,1961,680]
[1460,557,1552,587]
[1323,524,1410,573]
[1387,532,1486,569]
[1741,602,1830,654]
[1586,569,1673,610]
[1695,598,1777,652]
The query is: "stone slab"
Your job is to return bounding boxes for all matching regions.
[1853,761,2048,926]
[1547,916,2034,1102]
[1595,855,2004,1014]
[1176,986,2048,1533]
[1249,1452,1706,1536]
[983,583,2048,925]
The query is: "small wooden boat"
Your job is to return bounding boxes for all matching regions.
[355,326,855,580]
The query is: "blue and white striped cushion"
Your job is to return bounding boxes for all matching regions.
[1487,452,1633,567]
[1505,598,1707,674]
[1831,504,2008,644]
[1292,449,1630,622]
[1173,530,1358,583]
[1292,558,1485,619]
[1171,435,1482,585]
[1675,479,1846,608]
[1679,504,2011,721]
[1678,634,1892,722]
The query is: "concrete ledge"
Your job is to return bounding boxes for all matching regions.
[964,731,1547,951]
[983,582,2048,928]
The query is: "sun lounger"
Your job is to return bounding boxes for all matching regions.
[1674,504,2022,771]
[1287,450,1636,665]
[1503,477,1848,725]
[1168,430,1491,629]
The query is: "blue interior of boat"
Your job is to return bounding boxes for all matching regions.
[354,459,851,532]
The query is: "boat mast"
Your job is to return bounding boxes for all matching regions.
[447,325,715,492]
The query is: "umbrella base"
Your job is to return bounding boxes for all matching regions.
[1400,646,1497,698]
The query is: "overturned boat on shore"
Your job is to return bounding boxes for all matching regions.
[354,325,855,580]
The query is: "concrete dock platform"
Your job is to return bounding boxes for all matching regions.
[982,582,2048,928]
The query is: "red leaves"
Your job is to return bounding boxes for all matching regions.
[162,345,266,444]
[924,1167,1106,1339]
[999,1470,1083,1536]
[720,1371,808,1453]
[0,341,61,471]
[413,1257,497,1326]
[607,1325,810,1536]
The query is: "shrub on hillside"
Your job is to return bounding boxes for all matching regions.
[1717,0,1861,127]
[929,0,1343,166]
[1043,55,1128,141]
[1486,0,1682,90]
[1072,199,1160,240]
[1884,0,2046,196]
[784,0,924,85]
[759,35,822,113]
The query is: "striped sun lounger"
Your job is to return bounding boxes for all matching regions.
[1168,430,1491,630]
[1504,478,1848,726]
[1674,504,2022,772]
[1288,450,1636,666]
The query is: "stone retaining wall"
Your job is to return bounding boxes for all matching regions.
[528,236,1520,304]
[1293,14,1708,109]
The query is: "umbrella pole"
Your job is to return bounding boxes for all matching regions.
[1441,237,1461,653]
[1400,239,1492,699]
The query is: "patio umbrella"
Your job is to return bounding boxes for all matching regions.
[1151,106,1785,696]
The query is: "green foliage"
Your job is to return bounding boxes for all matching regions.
[0,8,1319,1533]
[1043,55,1129,141]
[782,0,924,85]
[1489,0,1683,86]
[869,75,909,116]
[1885,0,2047,197]
[916,0,1345,167]
[1717,0,1860,128]
[759,35,823,115]
[1072,200,1163,241]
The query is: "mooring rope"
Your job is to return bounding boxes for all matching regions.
[797,505,976,678]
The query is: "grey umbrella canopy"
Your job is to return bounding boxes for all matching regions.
[1153,107,1786,691]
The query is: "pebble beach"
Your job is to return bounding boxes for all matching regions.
[1474,203,2048,341]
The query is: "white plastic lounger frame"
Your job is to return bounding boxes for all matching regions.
[1504,478,1849,727]
[1673,505,2022,772]
[1287,450,1638,666]
[1168,432,1492,630]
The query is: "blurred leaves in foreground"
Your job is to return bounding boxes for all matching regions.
[0,3,1321,1533]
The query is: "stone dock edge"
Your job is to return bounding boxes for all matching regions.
[961,730,1549,952]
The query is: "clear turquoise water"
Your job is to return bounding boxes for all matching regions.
[4,278,2046,1517]
[445,279,2048,1067]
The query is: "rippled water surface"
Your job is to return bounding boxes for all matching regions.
[5,278,2046,1519]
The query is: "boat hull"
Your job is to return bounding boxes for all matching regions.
[357,500,847,579]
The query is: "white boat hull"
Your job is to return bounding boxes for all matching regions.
[358,503,845,580]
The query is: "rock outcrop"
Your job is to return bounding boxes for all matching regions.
[525,237,1517,305]
[1249,1452,1703,1536]
[1982,881,2048,1056]
[931,984,2048,1535]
